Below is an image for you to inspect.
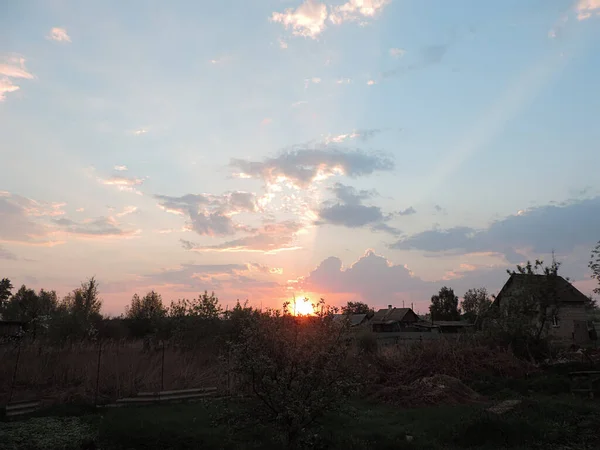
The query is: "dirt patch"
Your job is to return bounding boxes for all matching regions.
[370,374,484,408]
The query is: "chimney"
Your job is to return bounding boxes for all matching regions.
[388,304,392,310]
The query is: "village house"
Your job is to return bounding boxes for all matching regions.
[492,273,590,343]
[370,306,420,332]
[332,313,369,328]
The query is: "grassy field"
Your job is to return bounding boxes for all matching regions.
[2,392,600,449]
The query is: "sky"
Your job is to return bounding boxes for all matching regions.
[1,0,600,315]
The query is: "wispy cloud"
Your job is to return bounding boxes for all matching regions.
[271,0,328,39]
[389,47,406,57]
[47,27,71,43]
[115,206,137,217]
[114,165,128,171]
[367,79,376,85]
[336,78,352,84]
[99,175,145,195]
[52,216,140,239]
[132,128,148,136]
[291,100,308,108]
[0,56,34,102]
[181,220,303,254]
[576,0,600,20]
[0,245,17,260]
[324,128,382,144]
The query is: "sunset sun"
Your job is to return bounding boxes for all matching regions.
[294,297,315,315]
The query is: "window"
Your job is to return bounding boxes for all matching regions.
[551,314,560,328]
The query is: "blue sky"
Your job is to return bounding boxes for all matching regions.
[2,0,600,314]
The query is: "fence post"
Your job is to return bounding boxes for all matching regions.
[161,340,165,393]
[94,340,102,407]
[8,339,22,403]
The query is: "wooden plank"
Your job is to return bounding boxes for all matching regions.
[138,387,217,397]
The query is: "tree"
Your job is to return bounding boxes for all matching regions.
[1,286,58,338]
[229,300,358,448]
[0,278,13,313]
[429,286,460,321]
[125,291,167,338]
[341,301,374,318]
[189,291,222,319]
[590,241,600,295]
[461,288,491,324]
[58,277,103,340]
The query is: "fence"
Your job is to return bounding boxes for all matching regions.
[0,339,225,411]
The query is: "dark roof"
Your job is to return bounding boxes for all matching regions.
[332,313,368,326]
[494,273,589,306]
[371,308,415,324]
[414,321,473,328]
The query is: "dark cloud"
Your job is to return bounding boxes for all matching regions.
[315,183,403,235]
[0,245,17,260]
[181,220,303,254]
[155,191,258,237]
[230,145,394,188]
[329,182,377,205]
[391,197,600,262]
[318,204,384,227]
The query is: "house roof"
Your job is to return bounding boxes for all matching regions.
[371,308,415,324]
[414,321,473,328]
[494,273,589,306]
[332,313,368,326]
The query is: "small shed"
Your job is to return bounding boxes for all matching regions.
[332,313,368,327]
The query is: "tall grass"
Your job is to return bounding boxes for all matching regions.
[0,340,222,405]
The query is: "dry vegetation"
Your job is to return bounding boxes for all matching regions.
[0,341,222,405]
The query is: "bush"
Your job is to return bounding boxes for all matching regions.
[228,303,359,448]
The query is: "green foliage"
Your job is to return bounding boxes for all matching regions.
[229,299,359,448]
[429,286,460,321]
[0,286,58,338]
[342,301,375,318]
[461,288,491,325]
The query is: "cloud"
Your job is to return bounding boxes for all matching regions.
[299,249,426,302]
[155,191,258,237]
[390,48,406,57]
[115,206,137,217]
[52,216,140,239]
[0,245,17,260]
[336,78,352,84]
[114,165,128,171]
[317,203,385,227]
[390,196,600,263]
[99,175,145,195]
[576,0,600,20]
[0,56,34,102]
[133,128,148,136]
[367,80,376,85]
[0,194,60,246]
[324,128,383,144]
[230,145,394,188]
[398,206,416,216]
[330,0,391,25]
[382,44,449,79]
[271,0,328,39]
[329,182,377,205]
[314,182,401,234]
[261,118,272,126]
[47,27,71,43]
[0,79,20,102]
[278,38,288,49]
[181,220,303,254]
[291,100,308,107]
